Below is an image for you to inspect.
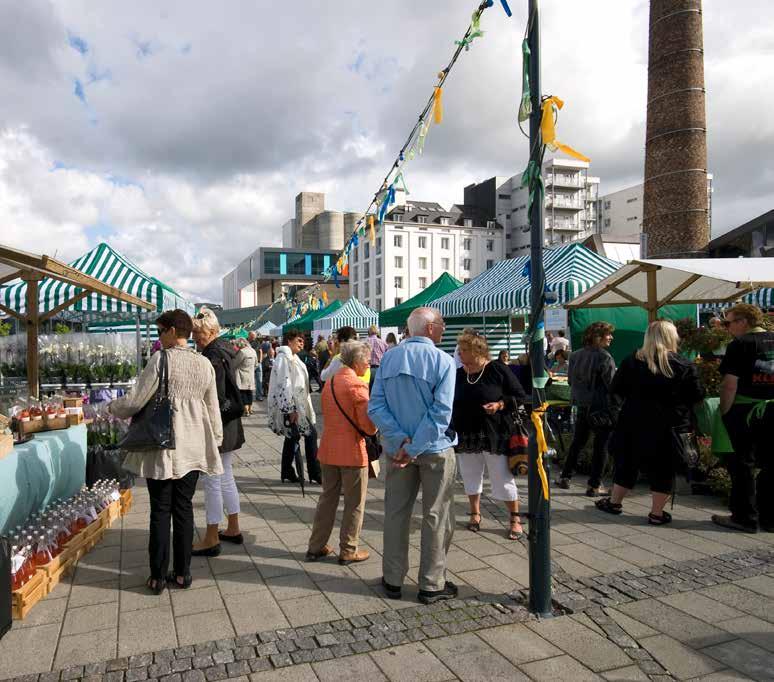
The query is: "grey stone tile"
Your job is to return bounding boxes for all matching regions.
[694,670,757,681]
[62,602,119,636]
[604,608,658,640]
[454,567,519,595]
[54,629,118,670]
[120,584,172,612]
[425,633,529,681]
[702,638,774,680]
[734,574,774,598]
[640,634,724,680]
[67,579,121,609]
[480,553,530,585]
[214,568,266,596]
[554,543,639,574]
[660,592,745,623]
[369,642,454,681]
[224,591,288,634]
[170,587,224,617]
[312,652,387,681]
[519,654,602,681]
[477,623,562,665]
[14,597,69,630]
[618,599,736,648]
[248,662,318,681]
[0,623,60,678]
[527,616,631,672]
[176,609,235,646]
[280,594,341,627]
[699,584,774,623]
[600,665,649,681]
[265,573,319,602]
[118,605,177,657]
[717,615,774,652]
[309,577,384,619]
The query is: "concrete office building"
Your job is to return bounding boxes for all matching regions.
[348,192,504,312]
[464,158,599,257]
[221,247,348,310]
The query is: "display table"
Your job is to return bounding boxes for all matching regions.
[546,380,571,403]
[0,424,87,534]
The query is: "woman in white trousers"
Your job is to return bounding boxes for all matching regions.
[190,308,246,558]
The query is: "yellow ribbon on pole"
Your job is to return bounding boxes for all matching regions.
[540,96,589,162]
[433,86,443,124]
[530,402,551,501]
[368,215,376,245]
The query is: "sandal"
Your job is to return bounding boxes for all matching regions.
[648,511,672,526]
[509,512,524,540]
[146,576,166,595]
[466,513,481,532]
[595,497,623,515]
[165,573,193,589]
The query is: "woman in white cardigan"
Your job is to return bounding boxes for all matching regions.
[109,310,223,594]
[234,337,258,416]
[268,329,321,484]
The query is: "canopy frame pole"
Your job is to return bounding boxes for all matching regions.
[39,290,90,323]
[657,273,702,308]
[136,315,143,378]
[23,270,42,398]
[646,268,659,322]
[0,302,23,322]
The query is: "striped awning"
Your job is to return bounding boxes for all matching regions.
[314,298,378,333]
[0,242,194,319]
[432,243,621,317]
[700,288,773,311]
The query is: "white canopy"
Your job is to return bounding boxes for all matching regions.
[566,257,774,320]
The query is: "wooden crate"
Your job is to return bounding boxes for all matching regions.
[106,498,121,526]
[120,489,133,517]
[19,418,47,435]
[36,551,75,596]
[43,415,68,431]
[66,413,84,427]
[12,570,46,620]
[63,397,83,409]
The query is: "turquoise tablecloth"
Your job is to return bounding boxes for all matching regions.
[0,424,87,534]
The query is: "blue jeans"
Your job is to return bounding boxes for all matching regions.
[255,365,264,399]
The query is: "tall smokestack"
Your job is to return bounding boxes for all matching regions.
[643,0,708,258]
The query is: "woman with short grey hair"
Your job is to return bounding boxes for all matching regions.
[307,340,377,565]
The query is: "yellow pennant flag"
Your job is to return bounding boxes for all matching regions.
[368,215,376,245]
[541,96,589,162]
[433,86,443,124]
[322,291,328,304]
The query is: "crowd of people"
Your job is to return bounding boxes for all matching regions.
[112,301,773,600]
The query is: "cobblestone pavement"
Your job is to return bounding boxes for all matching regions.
[2,401,773,681]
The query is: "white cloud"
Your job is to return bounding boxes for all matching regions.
[0,0,772,302]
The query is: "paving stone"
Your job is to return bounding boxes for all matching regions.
[129,655,153,669]
[248,659,272,674]
[370,642,454,681]
[349,640,372,654]
[255,642,278,657]
[290,650,314,664]
[38,673,60,682]
[159,675,181,682]
[234,635,258,648]
[203,665,226,682]
[520,654,600,681]
[61,667,84,681]
[191,657,213,670]
[640,634,723,680]
[312,653,387,682]
[268,653,293,668]
[211,650,234,666]
[148,664,171,679]
[601,665,649,681]
[701,638,774,681]
[170,660,192,674]
[126,669,148,682]
[82,676,103,682]
[174,648,194,660]
[225,661,250,678]
[181,672,204,682]
[85,663,108,676]
[154,652,175,665]
[425,633,528,681]
[105,672,124,682]
[234,647,256,661]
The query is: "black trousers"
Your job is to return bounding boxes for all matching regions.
[722,404,774,528]
[281,425,321,481]
[561,407,612,489]
[146,471,199,580]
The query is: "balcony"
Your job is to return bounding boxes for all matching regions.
[545,174,581,188]
[545,219,583,231]
[546,197,582,210]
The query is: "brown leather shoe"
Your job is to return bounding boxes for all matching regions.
[338,549,370,565]
[305,545,334,562]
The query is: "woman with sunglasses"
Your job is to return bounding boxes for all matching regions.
[109,310,223,593]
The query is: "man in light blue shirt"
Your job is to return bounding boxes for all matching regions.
[369,307,458,604]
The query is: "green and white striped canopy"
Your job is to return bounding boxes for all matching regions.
[313,298,378,334]
[700,288,773,311]
[0,243,194,319]
[432,243,621,317]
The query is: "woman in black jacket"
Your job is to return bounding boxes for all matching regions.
[190,308,246,559]
[596,320,704,525]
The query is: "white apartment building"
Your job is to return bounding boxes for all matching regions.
[598,174,713,240]
[348,196,504,312]
[464,158,599,258]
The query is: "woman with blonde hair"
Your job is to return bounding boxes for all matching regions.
[190,308,245,558]
[596,320,704,524]
[450,331,528,540]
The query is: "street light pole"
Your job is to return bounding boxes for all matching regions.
[526,0,552,617]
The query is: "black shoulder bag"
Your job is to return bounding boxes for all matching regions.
[587,357,618,430]
[330,376,382,462]
[219,356,244,423]
[119,350,176,450]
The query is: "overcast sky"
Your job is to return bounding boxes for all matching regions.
[1,1,771,303]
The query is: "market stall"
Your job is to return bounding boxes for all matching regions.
[312,297,378,337]
[379,272,462,329]
[287,300,343,334]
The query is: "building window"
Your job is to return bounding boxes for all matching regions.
[394,235,403,247]
[311,253,326,274]
[353,265,358,281]
[392,213,404,222]
[463,238,472,250]
[463,258,471,270]
[441,258,450,270]
[419,277,427,289]
[418,236,427,248]
[498,193,510,200]
[627,216,638,222]
[394,276,403,289]
[351,249,358,264]
[364,281,370,298]
[604,218,611,227]
[486,239,494,251]
[417,215,427,224]
[626,197,638,203]
[353,284,358,298]
[375,299,382,312]
[487,220,496,229]
[364,242,370,259]
[441,237,449,249]
[418,257,427,269]
[394,297,403,306]
[376,279,382,295]
[486,260,494,269]
[376,258,382,276]
[364,262,370,279]
[263,252,281,275]
[376,237,382,254]
[603,200,611,209]
[395,256,403,268]
[464,218,473,227]
[440,217,449,226]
